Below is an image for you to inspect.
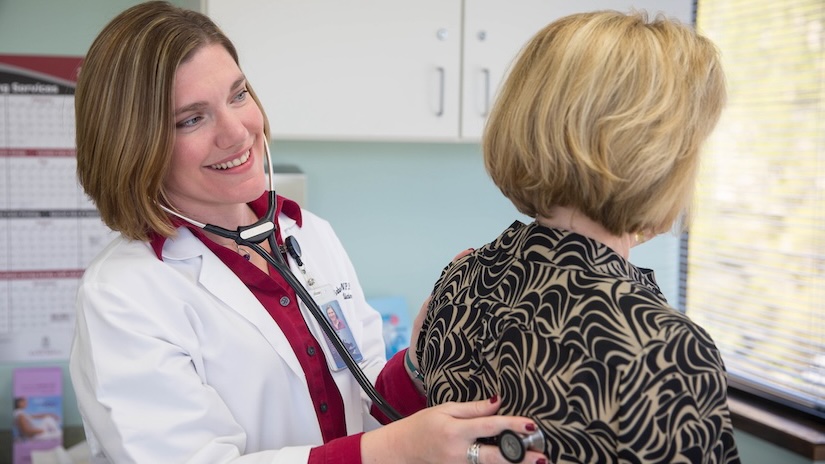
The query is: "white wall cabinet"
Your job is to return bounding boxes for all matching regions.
[203,1,692,142]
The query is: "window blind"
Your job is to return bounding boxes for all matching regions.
[685,0,825,418]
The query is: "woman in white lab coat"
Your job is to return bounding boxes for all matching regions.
[70,2,547,464]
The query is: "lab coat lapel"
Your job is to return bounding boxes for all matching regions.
[163,229,305,380]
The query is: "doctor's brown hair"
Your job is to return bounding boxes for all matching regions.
[483,10,726,236]
[75,1,269,241]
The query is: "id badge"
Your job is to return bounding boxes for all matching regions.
[310,285,363,371]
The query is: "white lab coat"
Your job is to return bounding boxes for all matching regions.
[70,208,387,463]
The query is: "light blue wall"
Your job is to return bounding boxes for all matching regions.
[0,2,816,464]
[269,140,681,311]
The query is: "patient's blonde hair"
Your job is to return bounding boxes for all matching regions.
[484,10,726,235]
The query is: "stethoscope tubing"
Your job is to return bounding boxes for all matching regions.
[161,139,403,421]
[231,231,404,422]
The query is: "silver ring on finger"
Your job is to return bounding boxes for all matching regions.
[466,442,481,464]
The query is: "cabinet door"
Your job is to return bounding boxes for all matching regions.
[460,0,693,140]
[205,0,463,141]
[462,1,564,139]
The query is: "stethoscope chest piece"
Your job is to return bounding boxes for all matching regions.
[498,429,546,463]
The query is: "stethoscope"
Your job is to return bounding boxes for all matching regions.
[161,140,403,421]
[161,140,545,462]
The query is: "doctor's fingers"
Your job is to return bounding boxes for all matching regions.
[432,398,539,439]
[434,400,547,464]
[451,247,475,262]
[410,295,430,338]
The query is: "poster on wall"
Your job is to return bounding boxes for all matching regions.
[12,366,63,464]
[368,296,412,359]
[0,54,116,362]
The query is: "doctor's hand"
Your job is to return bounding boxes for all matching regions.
[407,248,475,387]
[361,397,547,464]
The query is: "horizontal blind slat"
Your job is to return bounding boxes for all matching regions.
[688,0,825,418]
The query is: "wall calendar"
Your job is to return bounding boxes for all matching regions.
[0,54,116,362]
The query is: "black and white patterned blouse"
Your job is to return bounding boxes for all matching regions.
[417,221,741,463]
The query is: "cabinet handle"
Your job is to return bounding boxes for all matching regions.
[436,66,445,117]
[481,68,490,117]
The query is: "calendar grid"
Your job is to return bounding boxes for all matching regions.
[0,54,114,362]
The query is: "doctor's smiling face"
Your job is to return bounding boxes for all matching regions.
[164,43,266,225]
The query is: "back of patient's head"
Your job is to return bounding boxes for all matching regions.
[484,10,726,236]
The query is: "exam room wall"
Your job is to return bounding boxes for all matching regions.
[0,3,792,464]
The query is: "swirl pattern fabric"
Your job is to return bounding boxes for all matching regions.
[417,222,740,463]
